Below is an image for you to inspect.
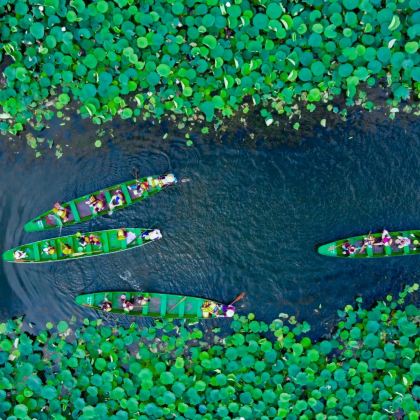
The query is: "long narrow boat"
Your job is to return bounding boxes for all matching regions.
[75,291,235,319]
[318,230,420,258]
[3,228,162,263]
[24,173,177,232]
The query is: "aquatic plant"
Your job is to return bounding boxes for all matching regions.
[0,284,418,418]
[0,0,419,137]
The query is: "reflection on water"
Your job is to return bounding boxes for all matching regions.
[0,110,419,336]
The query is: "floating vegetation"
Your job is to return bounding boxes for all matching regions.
[0,0,419,138]
[0,284,418,418]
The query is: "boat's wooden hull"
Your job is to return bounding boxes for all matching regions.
[75,291,227,319]
[318,230,420,258]
[3,228,161,263]
[24,174,177,232]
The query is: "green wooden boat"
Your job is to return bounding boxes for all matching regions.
[3,228,162,263]
[318,230,420,258]
[24,173,177,232]
[75,291,235,319]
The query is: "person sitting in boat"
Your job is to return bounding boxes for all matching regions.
[101,300,112,312]
[43,245,56,255]
[53,202,70,222]
[141,229,162,241]
[395,236,411,248]
[221,305,236,318]
[359,234,376,253]
[129,181,149,197]
[77,233,90,248]
[117,228,136,244]
[117,228,128,241]
[89,234,101,246]
[376,229,393,246]
[342,241,357,256]
[14,250,28,260]
[86,195,105,213]
[158,173,177,187]
[201,301,219,318]
[120,294,134,312]
[109,190,125,210]
[134,296,151,306]
[61,243,73,256]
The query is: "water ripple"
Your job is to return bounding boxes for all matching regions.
[0,111,418,336]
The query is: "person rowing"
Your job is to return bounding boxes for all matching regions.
[395,236,411,248]
[157,173,177,187]
[376,229,393,246]
[223,305,236,317]
[359,233,376,254]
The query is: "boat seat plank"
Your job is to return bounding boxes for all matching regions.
[50,240,58,260]
[160,295,167,317]
[68,200,81,223]
[104,190,112,205]
[121,184,133,205]
[178,299,186,317]
[140,300,149,315]
[367,246,374,257]
[32,243,41,262]
[101,232,110,253]
[196,300,203,317]
[385,245,392,256]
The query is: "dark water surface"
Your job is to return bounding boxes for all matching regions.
[0,111,419,335]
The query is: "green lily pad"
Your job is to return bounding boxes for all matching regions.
[157,64,171,77]
[202,35,217,49]
[30,22,45,39]
[405,41,418,54]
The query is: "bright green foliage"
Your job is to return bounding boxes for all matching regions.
[0,0,419,136]
[0,285,419,418]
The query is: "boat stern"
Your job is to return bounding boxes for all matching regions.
[75,294,93,307]
[318,242,338,257]
[24,218,45,232]
[2,249,16,262]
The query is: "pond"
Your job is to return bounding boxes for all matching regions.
[0,109,419,335]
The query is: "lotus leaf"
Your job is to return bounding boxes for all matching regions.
[30,23,44,39]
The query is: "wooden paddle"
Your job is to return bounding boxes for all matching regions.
[229,292,246,306]
[168,296,188,313]
[132,167,141,185]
